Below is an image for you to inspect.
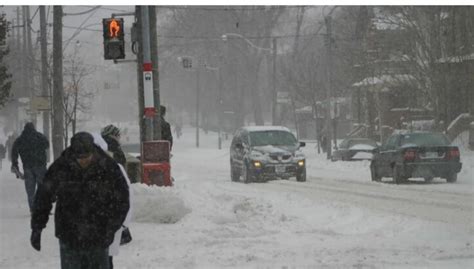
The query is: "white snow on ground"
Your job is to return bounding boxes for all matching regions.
[1,126,473,268]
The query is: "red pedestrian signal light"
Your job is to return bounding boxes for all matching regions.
[103,18,125,60]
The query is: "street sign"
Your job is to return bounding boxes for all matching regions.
[30,96,50,111]
[277,91,290,104]
[143,62,154,117]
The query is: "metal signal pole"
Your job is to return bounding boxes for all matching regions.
[39,6,50,145]
[52,6,64,159]
[141,6,154,141]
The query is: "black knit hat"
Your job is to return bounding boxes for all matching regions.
[70,132,95,158]
[101,124,121,138]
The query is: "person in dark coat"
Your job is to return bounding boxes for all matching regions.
[11,123,49,212]
[30,132,129,269]
[6,131,18,162]
[101,124,126,166]
[160,105,173,151]
[0,142,5,170]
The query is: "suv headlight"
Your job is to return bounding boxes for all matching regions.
[297,160,305,167]
[253,160,262,168]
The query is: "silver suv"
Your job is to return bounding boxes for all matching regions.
[230,126,306,183]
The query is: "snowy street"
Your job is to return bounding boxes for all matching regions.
[1,127,473,268]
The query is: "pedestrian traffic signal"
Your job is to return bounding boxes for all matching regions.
[103,18,125,60]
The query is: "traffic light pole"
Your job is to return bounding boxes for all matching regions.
[141,6,154,142]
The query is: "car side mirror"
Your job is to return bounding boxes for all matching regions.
[299,142,306,147]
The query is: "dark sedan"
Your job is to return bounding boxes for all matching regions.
[370,132,462,184]
[331,138,378,161]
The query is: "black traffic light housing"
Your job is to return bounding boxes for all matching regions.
[103,18,125,60]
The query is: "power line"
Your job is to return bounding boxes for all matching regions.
[157,6,318,11]
[63,6,101,16]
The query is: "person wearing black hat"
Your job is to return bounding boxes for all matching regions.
[101,124,126,166]
[30,132,130,269]
[11,122,49,212]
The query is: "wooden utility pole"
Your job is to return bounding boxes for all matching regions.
[39,6,50,143]
[272,37,277,125]
[149,6,161,140]
[325,16,333,160]
[52,6,64,159]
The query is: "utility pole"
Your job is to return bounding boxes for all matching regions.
[25,6,36,125]
[21,7,27,102]
[52,6,64,159]
[149,6,161,140]
[141,6,154,141]
[325,15,333,160]
[272,37,277,125]
[217,55,223,150]
[39,6,50,144]
[134,6,145,144]
[196,65,200,148]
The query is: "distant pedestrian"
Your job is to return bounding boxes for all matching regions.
[160,105,173,151]
[6,131,18,162]
[11,123,49,213]
[0,142,5,170]
[30,132,130,269]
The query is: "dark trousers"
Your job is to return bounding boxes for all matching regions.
[23,166,47,211]
[59,241,110,269]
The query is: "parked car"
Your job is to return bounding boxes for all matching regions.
[230,126,306,183]
[331,138,378,161]
[370,132,462,184]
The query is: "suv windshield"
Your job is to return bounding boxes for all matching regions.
[400,133,450,147]
[249,130,297,147]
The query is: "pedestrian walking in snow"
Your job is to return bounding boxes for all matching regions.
[6,131,18,162]
[160,105,173,151]
[10,123,49,212]
[30,132,129,269]
[101,124,126,166]
[93,133,133,269]
[0,142,5,170]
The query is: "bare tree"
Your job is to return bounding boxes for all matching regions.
[62,48,95,144]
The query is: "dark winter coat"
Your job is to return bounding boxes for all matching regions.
[11,124,49,168]
[0,144,5,159]
[102,135,127,166]
[161,117,173,150]
[31,145,130,249]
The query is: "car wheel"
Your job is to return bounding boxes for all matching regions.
[393,165,403,185]
[230,161,240,182]
[242,163,252,184]
[370,162,381,182]
[446,173,457,183]
[296,168,306,182]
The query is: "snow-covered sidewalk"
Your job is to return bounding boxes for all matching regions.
[1,126,473,268]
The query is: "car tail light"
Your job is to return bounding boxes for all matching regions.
[403,150,416,161]
[447,148,460,160]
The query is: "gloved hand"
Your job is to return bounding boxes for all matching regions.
[30,229,42,251]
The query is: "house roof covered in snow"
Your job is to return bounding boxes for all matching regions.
[352,74,416,88]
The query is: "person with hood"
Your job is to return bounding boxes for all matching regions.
[160,105,173,151]
[11,122,49,212]
[101,124,126,166]
[92,133,133,269]
[30,132,129,269]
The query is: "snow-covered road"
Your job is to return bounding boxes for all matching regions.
[1,126,473,268]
